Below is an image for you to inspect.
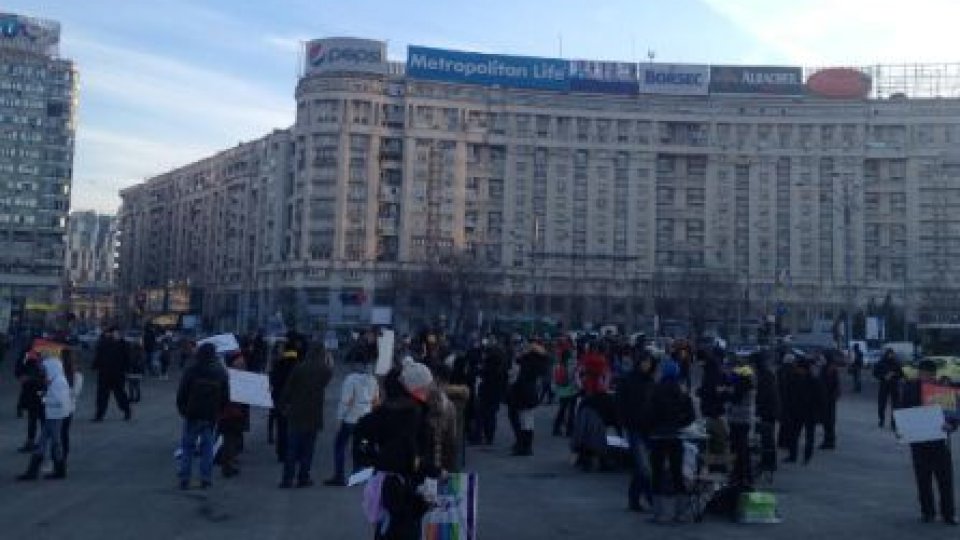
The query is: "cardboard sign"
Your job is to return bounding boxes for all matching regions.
[198,333,240,353]
[893,405,947,444]
[227,368,273,408]
[376,329,395,376]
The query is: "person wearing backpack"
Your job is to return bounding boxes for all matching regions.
[552,344,577,437]
[175,343,228,490]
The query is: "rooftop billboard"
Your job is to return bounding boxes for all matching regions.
[709,65,804,96]
[305,37,387,75]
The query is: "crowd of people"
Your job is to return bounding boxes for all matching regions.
[8,324,958,537]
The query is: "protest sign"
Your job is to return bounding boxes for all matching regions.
[922,382,960,421]
[893,405,947,444]
[376,329,395,376]
[227,368,273,408]
[30,338,66,359]
[198,333,240,353]
[421,472,478,540]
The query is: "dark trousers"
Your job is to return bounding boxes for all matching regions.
[729,423,753,486]
[627,430,653,507]
[786,419,816,462]
[24,405,41,443]
[275,416,289,462]
[850,368,862,393]
[553,396,575,436]
[539,377,554,404]
[911,443,955,520]
[878,382,900,427]
[474,398,499,444]
[507,404,521,445]
[220,429,242,473]
[60,415,73,460]
[332,422,356,479]
[650,438,684,495]
[95,378,130,419]
[283,429,318,484]
[821,399,838,446]
[758,420,777,472]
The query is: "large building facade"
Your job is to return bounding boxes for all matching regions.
[0,13,76,318]
[118,38,960,333]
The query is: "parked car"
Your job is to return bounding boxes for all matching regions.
[902,356,960,386]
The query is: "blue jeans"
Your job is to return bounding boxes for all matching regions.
[333,422,356,479]
[179,419,215,482]
[283,429,318,484]
[627,430,653,507]
[35,418,64,463]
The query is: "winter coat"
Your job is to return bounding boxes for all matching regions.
[782,371,825,423]
[337,372,380,424]
[367,393,437,478]
[279,352,333,432]
[41,358,73,420]
[476,347,507,405]
[697,358,728,419]
[645,381,696,438]
[510,346,547,409]
[92,336,130,382]
[873,356,903,384]
[270,350,299,403]
[16,353,43,411]
[820,363,842,402]
[755,365,781,422]
[176,355,229,422]
[579,351,611,395]
[618,368,656,434]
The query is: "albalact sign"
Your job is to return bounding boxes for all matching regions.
[709,65,804,96]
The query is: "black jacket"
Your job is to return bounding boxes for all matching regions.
[697,358,728,419]
[755,365,781,422]
[511,347,547,409]
[782,371,825,423]
[176,357,229,421]
[618,369,655,434]
[92,336,130,382]
[646,381,696,437]
[365,394,437,479]
[477,347,507,404]
[873,356,904,384]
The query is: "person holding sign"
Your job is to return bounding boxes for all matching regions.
[897,359,957,525]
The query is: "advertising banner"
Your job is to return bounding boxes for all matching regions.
[709,65,804,95]
[305,37,386,75]
[569,60,638,95]
[638,63,709,95]
[407,46,568,91]
[806,67,872,99]
[0,13,59,56]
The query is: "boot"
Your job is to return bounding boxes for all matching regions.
[16,455,42,481]
[514,430,533,456]
[44,460,66,480]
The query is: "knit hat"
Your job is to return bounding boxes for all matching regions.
[400,357,433,403]
[660,359,680,383]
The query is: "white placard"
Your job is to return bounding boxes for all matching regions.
[376,329,395,376]
[227,368,273,408]
[348,467,375,486]
[198,333,240,353]
[371,306,393,326]
[606,435,629,449]
[894,405,947,444]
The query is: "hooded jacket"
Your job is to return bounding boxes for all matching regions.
[42,358,73,420]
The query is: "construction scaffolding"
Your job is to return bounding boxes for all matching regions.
[805,63,960,100]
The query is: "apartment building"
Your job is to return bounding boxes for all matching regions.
[0,13,76,316]
[64,210,117,323]
[118,38,960,331]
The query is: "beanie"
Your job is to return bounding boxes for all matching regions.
[400,358,434,403]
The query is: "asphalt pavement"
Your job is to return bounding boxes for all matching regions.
[0,364,957,539]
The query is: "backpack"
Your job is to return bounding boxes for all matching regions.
[186,376,222,419]
[553,361,569,387]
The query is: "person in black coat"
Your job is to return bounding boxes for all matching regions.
[508,341,548,456]
[874,348,904,429]
[15,348,44,452]
[269,343,300,462]
[92,328,132,421]
[782,358,824,465]
[697,350,730,467]
[618,351,658,511]
[473,338,507,445]
[753,350,780,475]
[819,351,842,450]
[897,359,957,525]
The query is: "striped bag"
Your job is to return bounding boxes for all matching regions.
[420,473,478,540]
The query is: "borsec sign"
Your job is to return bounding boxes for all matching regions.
[305,37,386,75]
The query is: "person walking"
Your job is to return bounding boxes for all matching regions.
[14,349,44,453]
[507,339,548,457]
[849,343,864,393]
[618,351,657,512]
[782,358,824,465]
[874,348,904,429]
[753,350,780,480]
[17,357,72,481]
[218,352,249,478]
[819,352,842,450]
[324,356,379,486]
[92,327,132,422]
[897,359,957,525]
[278,345,333,488]
[697,349,730,472]
[176,343,228,490]
[143,324,158,378]
[645,359,696,523]
[473,337,507,445]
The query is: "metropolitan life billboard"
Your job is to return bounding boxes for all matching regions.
[407,46,569,91]
[709,65,804,96]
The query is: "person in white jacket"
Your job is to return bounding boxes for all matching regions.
[60,348,83,464]
[323,359,379,486]
[17,357,73,481]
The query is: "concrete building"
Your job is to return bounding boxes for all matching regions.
[0,13,76,321]
[118,38,960,333]
[65,210,116,323]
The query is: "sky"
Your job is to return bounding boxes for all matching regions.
[7,0,960,214]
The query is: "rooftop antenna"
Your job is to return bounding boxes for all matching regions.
[558,33,563,57]
[647,49,656,63]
